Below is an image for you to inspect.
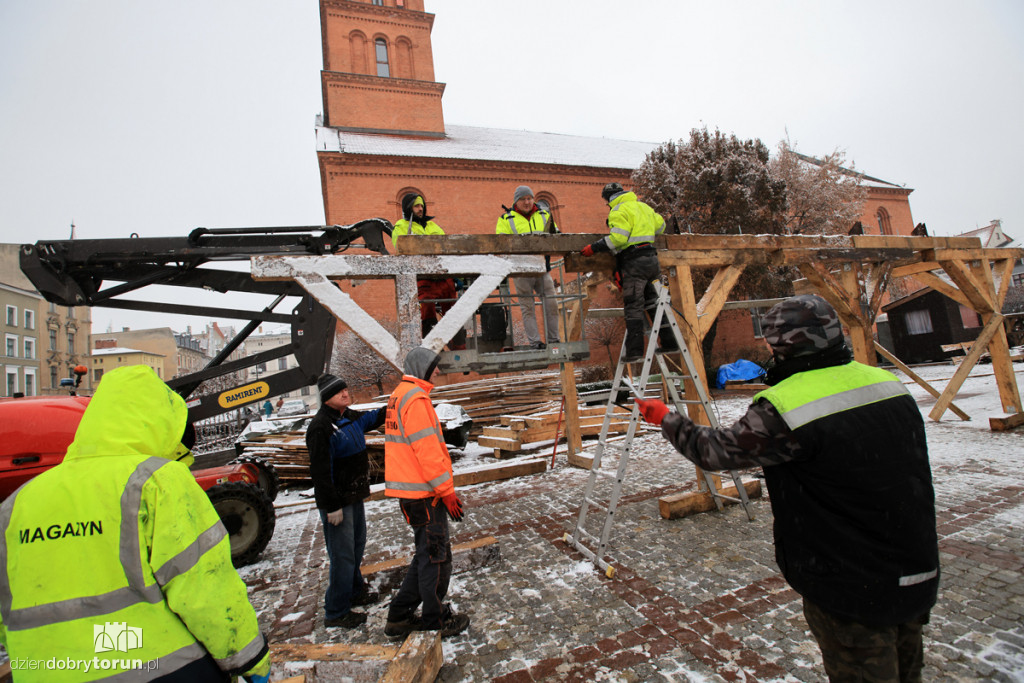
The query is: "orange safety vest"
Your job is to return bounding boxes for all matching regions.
[384,375,454,499]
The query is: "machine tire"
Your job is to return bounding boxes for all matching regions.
[229,455,281,502]
[206,482,276,567]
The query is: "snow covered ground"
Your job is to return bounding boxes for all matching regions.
[248,358,1024,682]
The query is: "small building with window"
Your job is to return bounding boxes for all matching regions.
[91,347,166,383]
[881,288,987,364]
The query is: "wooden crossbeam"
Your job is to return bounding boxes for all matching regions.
[939,259,995,313]
[928,313,1005,421]
[252,254,544,369]
[696,264,745,337]
[874,342,970,421]
[914,271,972,308]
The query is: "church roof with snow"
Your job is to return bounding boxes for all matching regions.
[316,124,658,169]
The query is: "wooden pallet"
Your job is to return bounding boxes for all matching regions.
[477,404,632,457]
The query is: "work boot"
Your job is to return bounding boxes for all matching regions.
[325,611,367,629]
[622,321,645,363]
[657,329,678,354]
[351,590,381,607]
[384,615,421,640]
[417,610,470,639]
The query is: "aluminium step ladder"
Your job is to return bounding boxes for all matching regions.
[564,282,755,578]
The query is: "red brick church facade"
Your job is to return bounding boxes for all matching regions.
[315,0,918,372]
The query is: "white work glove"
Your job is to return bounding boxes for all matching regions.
[327,508,344,525]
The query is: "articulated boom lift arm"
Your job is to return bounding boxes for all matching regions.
[19,220,393,421]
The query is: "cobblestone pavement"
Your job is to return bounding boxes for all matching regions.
[245,389,1024,682]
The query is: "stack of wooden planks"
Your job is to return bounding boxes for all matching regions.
[237,431,385,487]
[383,369,583,435]
[236,370,608,485]
[478,403,633,458]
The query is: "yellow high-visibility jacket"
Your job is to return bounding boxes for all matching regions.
[391,218,445,246]
[495,208,554,236]
[602,191,665,254]
[0,365,269,682]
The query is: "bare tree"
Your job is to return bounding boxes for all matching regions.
[770,139,868,235]
[330,324,401,397]
[585,316,624,374]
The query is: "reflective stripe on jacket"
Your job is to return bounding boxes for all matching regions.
[0,365,267,681]
[754,362,912,430]
[391,218,445,246]
[384,375,454,499]
[495,209,553,236]
[603,192,665,254]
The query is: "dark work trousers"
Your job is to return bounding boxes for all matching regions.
[618,247,662,327]
[804,599,929,683]
[319,502,368,620]
[387,497,453,629]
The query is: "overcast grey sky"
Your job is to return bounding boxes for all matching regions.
[1,1,1021,333]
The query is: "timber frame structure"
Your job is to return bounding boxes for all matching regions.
[253,232,1023,465]
[384,232,1023,431]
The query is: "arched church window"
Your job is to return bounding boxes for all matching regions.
[535,192,561,231]
[375,38,390,77]
[877,208,892,235]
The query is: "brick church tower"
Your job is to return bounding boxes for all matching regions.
[319,0,444,138]
[314,0,921,375]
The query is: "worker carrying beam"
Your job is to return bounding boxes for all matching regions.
[579,182,675,361]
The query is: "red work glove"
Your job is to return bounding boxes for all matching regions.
[441,492,464,522]
[581,244,595,257]
[635,398,670,426]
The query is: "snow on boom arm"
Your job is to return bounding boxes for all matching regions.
[19,220,393,420]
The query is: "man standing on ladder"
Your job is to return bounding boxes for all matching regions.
[636,295,939,682]
[579,182,675,362]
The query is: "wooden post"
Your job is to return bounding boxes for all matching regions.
[838,263,874,365]
[666,264,710,426]
[969,258,1023,414]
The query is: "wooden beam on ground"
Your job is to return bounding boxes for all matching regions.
[989,413,1024,432]
[874,342,971,421]
[928,314,1004,421]
[379,632,443,683]
[659,479,763,520]
[271,642,399,662]
[361,536,501,594]
[366,458,548,501]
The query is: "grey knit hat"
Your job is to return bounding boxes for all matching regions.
[317,373,347,403]
[513,185,534,205]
